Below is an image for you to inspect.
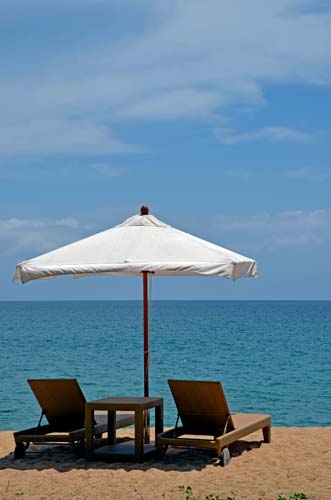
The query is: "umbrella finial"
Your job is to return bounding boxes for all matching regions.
[140,205,149,216]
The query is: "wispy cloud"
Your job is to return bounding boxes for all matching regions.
[212,209,331,252]
[0,162,128,181]
[214,126,314,145]
[0,217,80,230]
[117,88,224,120]
[91,163,127,177]
[0,120,140,155]
[284,167,331,182]
[0,217,86,256]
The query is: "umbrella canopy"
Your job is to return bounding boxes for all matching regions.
[13,206,257,402]
[14,209,257,283]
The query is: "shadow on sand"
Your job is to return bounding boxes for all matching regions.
[0,439,264,473]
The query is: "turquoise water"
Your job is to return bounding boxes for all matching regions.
[0,300,330,431]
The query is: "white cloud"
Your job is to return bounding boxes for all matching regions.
[0,1,330,154]
[214,126,313,144]
[212,209,331,252]
[0,217,84,256]
[117,88,224,120]
[0,120,140,155]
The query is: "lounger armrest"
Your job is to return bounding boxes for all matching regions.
[14,424,51,438]
[216,414,271,450]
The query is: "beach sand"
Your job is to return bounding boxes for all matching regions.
[0,428,330,500]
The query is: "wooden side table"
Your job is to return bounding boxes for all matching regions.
[85,396,163,461]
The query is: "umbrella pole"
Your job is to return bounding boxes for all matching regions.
[143,271,149,398]
[143,271,150,443]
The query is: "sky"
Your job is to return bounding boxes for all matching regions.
[1,0,331,300]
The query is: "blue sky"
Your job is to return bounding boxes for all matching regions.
[1,0,331,300]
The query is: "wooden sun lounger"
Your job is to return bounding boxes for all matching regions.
[156,380,271,466]
[13,379,134,459]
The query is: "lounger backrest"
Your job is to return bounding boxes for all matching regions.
[28,379,86,431]
[168,380,235,436]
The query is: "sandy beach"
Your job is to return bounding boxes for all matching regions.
[0,427,330,500]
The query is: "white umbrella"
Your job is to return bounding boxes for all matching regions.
[14,206,257,398]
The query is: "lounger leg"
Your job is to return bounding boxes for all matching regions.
[73,440,86,458]
[158,444,169,456]
[14,442,29,459]
[262,425,271,443]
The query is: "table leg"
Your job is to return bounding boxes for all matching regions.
[155,402,164,436]
[135,409,144,461]
[144,409,150,444]
[107,410,116,445]
[85,406,94,456]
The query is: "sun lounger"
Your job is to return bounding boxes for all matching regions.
[13,379,134,458]
[156,380,271,465]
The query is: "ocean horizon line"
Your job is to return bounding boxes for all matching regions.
[1,298,331,302]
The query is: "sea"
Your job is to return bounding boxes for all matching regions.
[0,300,330,431]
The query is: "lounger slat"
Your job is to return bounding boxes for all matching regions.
[28,379,86,431]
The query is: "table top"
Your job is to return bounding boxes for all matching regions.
[86,396,163,411]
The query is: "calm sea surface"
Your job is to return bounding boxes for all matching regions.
[0,300,330,430]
